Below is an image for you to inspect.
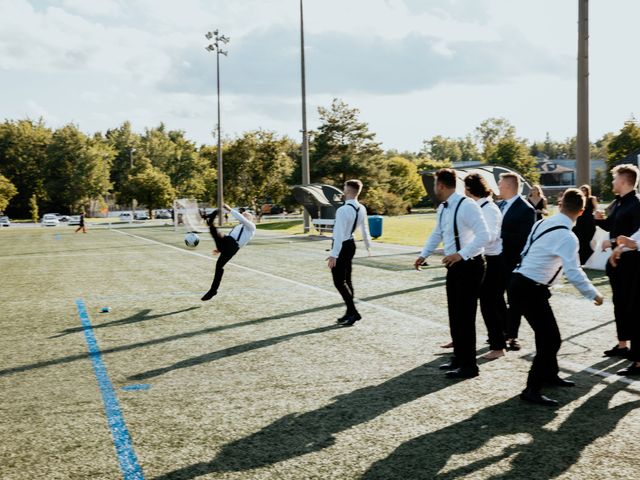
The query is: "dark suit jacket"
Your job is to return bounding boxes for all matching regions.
[501,196,536,272]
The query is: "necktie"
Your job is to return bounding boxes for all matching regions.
[498,200,506,212]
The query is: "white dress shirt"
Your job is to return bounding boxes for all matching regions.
[499,194,521,215]
[421,192,490,260]
[514,213,600,300]
[228,209,256,248]
[330,199,372,257]
[477,197,503,256]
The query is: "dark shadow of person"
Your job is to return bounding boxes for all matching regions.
[362,359,638,480]
[152,357,468,480]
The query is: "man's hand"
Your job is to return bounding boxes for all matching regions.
[616,235,638,250]
[601,239,612,251]
[442,253,463,268]
[213,249,220,255]
[414,256,426,271]
[327,256,337,269]
[594,210,605,220]
[223,203,231,212]
[609,245,624,267]
[594,294,604,306]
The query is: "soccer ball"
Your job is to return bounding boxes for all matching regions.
[184,232,200,248]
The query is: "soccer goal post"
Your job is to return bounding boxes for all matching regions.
[173,198,205,233]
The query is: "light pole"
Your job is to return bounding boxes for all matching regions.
[129,147,136,222]
[300,0,311,232]
[206,29,229,227]
[576,0,590,187]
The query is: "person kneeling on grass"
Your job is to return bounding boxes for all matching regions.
[509,188,604,407]
[202,204,256,301]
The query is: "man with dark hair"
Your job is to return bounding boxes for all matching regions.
[509,188,603,406]
[328,179,372,326]
[498,172,536,351]
[415,169,490,378]
[464,174,507,359]
[595,164,640,358]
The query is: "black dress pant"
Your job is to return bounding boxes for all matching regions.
[208,224,239,293]
[447,256,485,370]
[480,254,507,350]
[605,251,640,341]
[508,273,560,391]
[332,239,358,315]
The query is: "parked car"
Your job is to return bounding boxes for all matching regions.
[119,212,133,222]
[42,214,60,227]
[155,209,172,219]
[0,216,10,227]
[67,215,81,226]
[134,212,149,220]
[57,215,70,222]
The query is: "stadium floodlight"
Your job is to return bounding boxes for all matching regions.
[205,29,230,226]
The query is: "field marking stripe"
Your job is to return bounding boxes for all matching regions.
[75,299,145,480]
[111,229,446,330]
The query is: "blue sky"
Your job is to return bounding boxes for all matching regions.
[1,0,638,151]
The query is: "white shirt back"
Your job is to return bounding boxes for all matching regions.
[330,199,372,257]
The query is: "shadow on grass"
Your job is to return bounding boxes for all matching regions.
[152,357,469,479]
[49,306,201,338]
[1,282,444,378]
[362,358,639,480]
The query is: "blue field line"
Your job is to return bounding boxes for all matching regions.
[75,298,145,480]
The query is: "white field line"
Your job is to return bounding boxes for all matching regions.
[112,229,639,388]
[0,251,148,260]
[112,229,446,330]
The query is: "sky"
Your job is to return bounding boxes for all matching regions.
[1,0,639,152]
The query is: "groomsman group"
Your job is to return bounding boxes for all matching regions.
[329,167,640,407]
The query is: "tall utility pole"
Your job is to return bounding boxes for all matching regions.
[576,0,590,187]
[300,0,311,233]
[129,147,136,222]
[206,30,229,226]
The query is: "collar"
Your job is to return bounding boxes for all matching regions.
[556,213,575,228]
[476,197,492,205]
[503,195,520,207]
[345,199,360,207]
[618,190,637,202]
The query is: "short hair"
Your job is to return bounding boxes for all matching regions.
[499,172,520,188]
[464,173,492,198]
[612,164,639,188]
[579,184,592,197]
[345,179,363,194]
[435,168,457,189]
[560,188,585,214]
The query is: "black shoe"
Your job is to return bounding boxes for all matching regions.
[546,377,575,387]
[336,314,349,324]
[617,363,640,376]
[506,339,521,351]
[439,360,459,370]
[603,345,629,358]
[520,389,559,406]
[445,367,479,379]
[201,290,217,301]
[338,313,361,326]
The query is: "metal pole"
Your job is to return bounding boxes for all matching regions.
[300,0,311,233]
[576,0,590,187]
[216,48,224,227]
[129,148,134,222]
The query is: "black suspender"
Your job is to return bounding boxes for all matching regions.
[452,197,466,251]
[346,203,360,236]
[480,200,489,209]
[231,225,245,242]
[518,221,569,286]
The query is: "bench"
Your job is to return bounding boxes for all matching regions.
[312,218,335,233]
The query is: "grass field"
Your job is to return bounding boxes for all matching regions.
[1,223,638,479]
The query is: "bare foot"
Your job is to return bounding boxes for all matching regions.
[483,350,505,360]
[440,341,454,348]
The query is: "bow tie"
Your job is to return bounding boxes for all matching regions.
[442,201,448,208]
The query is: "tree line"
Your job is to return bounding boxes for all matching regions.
[1,99,639,218]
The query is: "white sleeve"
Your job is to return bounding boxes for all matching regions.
[360,208,372,250]
[421,207,443,258]
[484,203,501,244]
[230,209,257,232]
[559,234,600,300]
[629,228,640,245]
[330,208,348,258]
[458,201,489,260]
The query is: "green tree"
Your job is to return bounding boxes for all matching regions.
[124,167,176,216]
[385,156,424,207]
[607,120,640,167]
[421,135,462,163]
[105,121,147,201]
[0,174,17,212]
[486,137,539,184]
[310,99,387,207]
[476,117,516,161]
[29,194,39,223]
[0,119,52,217]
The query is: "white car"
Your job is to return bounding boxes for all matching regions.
[68,215,81,226]
[0,216,10,227]
[119,212,133,222]
[42,214,60,227]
